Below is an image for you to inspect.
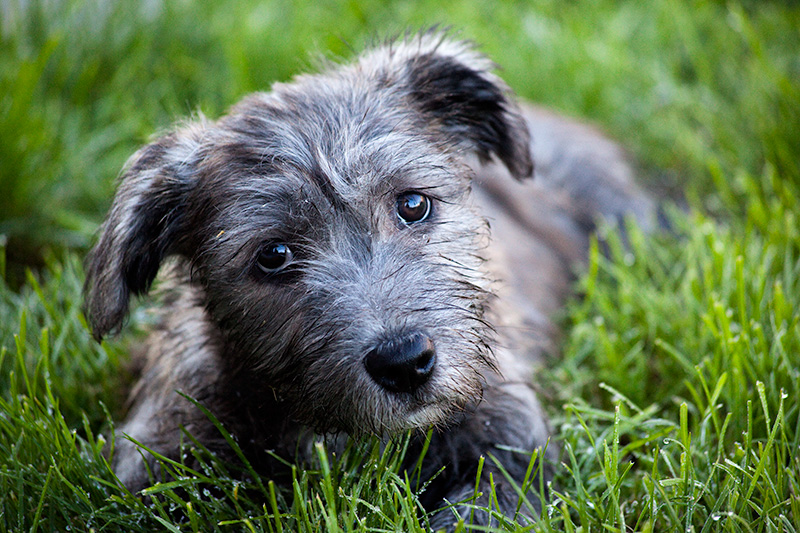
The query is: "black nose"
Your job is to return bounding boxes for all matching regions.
[364,332,436,393]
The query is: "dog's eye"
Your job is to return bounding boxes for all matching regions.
[396,192,431,225]
[256,243,293,274]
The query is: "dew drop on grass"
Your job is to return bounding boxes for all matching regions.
[623,253,635,266]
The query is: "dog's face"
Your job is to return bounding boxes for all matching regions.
[85,34,533,435]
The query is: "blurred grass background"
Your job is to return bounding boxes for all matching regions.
[1,0,799,531]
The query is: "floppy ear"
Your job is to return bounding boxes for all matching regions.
[83,123,207,340]
[392,33,533,180]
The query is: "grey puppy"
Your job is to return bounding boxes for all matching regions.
[84,32,655,527]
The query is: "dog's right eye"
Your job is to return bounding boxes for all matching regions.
[256,243,294,274]
[396,192,432,225]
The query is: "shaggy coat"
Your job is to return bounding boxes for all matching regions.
[84,32,655,528]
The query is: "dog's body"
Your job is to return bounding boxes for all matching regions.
[85,33,655,527]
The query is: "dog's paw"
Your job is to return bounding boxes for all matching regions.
[427,479,539,532]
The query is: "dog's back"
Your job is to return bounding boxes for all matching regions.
[472,104,655,367]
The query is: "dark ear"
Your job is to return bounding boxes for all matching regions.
[397,34,533,179]
[83,123,206,340]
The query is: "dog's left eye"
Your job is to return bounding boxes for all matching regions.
[396,192,431,225]
[256,243,294,274]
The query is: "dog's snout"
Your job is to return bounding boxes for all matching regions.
[364,332,436,393]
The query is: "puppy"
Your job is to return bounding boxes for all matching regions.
[84,31,655,528]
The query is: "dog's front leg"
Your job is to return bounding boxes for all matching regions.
[421,376,555,530]
[111,317,232,493]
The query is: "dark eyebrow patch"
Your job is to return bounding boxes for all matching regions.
[308,162,350,214]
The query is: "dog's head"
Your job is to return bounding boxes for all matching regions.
[85,32,533,435]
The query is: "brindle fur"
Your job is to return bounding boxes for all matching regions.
[84,31,656,528]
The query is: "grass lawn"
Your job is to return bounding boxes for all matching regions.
[1,0,799,530]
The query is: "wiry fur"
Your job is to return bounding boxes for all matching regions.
[84,31,656,529]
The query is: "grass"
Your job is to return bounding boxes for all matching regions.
[1,0,799,530]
